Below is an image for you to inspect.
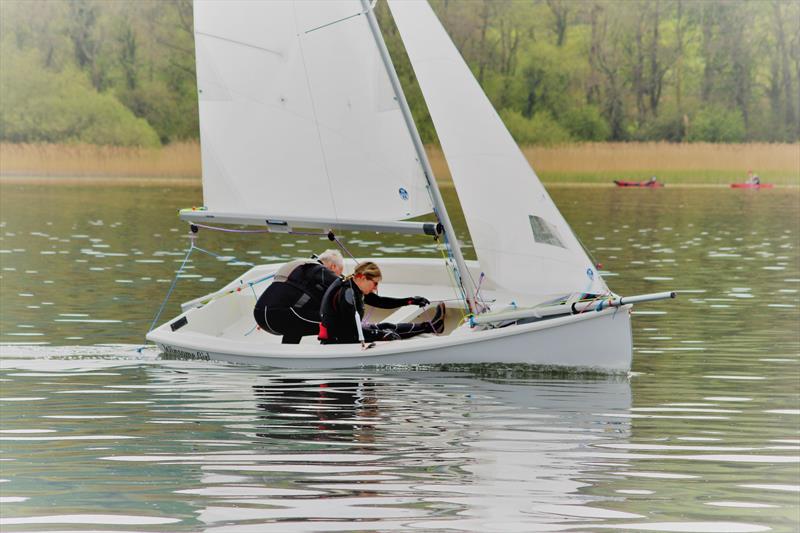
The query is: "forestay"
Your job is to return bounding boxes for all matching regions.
[388,0,608,301]
[193,1,431,225]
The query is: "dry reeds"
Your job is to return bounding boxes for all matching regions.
[524,142,799,175]
[1,141,798,184]
[0,142,201,179]
[427,142,799,184]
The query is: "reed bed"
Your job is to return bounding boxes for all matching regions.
[427,142,800,185]
[0,142,201,180]
[2,141,798,185]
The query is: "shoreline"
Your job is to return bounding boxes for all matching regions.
[2,175,797,189]
[2,141,798,186]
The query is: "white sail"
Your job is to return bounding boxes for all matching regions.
[193,1,431,225]
[388,0,608,300]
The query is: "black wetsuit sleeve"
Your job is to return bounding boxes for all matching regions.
[364,293,412,309]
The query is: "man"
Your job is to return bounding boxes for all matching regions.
[254,249,344,344]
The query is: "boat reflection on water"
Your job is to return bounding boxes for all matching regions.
[216,368,635,530]
[252,377,382,444]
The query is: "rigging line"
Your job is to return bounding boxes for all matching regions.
[193,273,276,309]
[148,242,196,333]
[333,236,359,264]
[434,237,468,319]
[438,231,470,304]
[568,221,605,277]
[192,245,256,267]
[455,244,488,311]
[249,273,276,287]
[248,280,259,300]
[434,297,496,304]
[431,206,475,307]
[473,272,489,313]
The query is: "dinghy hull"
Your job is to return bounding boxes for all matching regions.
[147,258,632,372]
[148,305,632,373]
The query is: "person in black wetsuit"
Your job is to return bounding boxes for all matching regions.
[254,249,344,344]
[319,261,446,346]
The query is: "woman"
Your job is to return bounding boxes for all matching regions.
[319,261,446,345]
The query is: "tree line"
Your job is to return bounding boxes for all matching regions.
[1,0,798,147]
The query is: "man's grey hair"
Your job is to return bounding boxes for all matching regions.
[318,249,344,269]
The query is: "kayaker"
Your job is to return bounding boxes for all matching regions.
[319,261,445,346]
[747,170,761,185]
[253,249,344,344]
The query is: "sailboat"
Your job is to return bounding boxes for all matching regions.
[146,0,675,372]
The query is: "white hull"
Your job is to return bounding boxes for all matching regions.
[147,258,632,373]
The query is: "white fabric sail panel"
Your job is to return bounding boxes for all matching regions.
[193,0,431,223]
[388,0,608,298]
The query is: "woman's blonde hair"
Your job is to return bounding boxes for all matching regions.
[354,261,382,281]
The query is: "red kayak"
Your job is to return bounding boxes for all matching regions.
[731,183,773,189]
[614,179,664,188]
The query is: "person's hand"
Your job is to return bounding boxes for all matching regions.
[408,296,430,307]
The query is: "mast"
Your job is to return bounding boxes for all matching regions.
[360,0,478,312]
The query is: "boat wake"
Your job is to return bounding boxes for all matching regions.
[0,343,161,360]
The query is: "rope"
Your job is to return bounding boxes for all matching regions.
[433,234,469,321]
[332,235,359,264]
[191,273,276,309]
[147,235,276,333]
[192,245,255,267]
[147,239,197,333]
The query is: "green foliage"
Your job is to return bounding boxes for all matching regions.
[561,106,610,142]
[0,0,196,146]
[500,109,572,145]
[637,112,686,142]
[0,41,159,146]
[688,105,746,143]
[0,0,797,146]
[116,80,197,145]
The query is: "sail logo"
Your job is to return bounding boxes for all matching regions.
[398,188,409,201]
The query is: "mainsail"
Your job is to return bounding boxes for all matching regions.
[193,1,431,226]
[388,0,609,300]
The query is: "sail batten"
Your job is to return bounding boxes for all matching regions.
[387,0,608,299]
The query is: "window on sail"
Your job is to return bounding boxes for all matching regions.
[528,215,566,248]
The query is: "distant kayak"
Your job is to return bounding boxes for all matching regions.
[731,183,773,189]
[614,180,664,188]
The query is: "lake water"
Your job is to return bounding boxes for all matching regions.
[1,183,798,532]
